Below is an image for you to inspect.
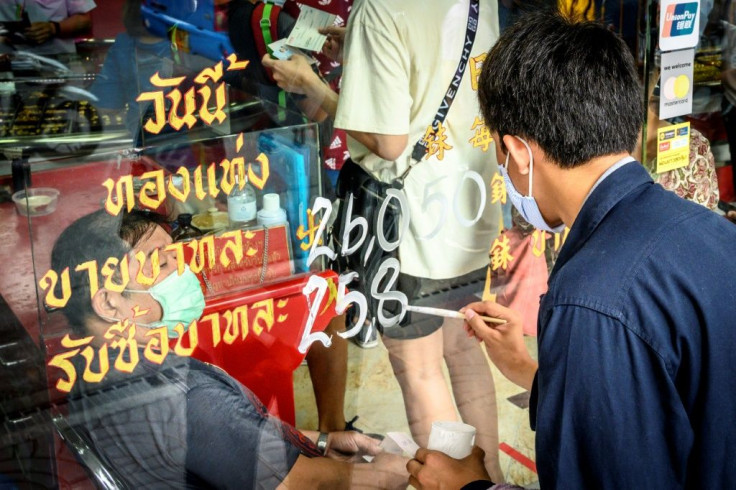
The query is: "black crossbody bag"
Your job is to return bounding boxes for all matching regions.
[331,0,480,329]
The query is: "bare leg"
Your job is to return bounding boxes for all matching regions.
[443,317,504,483]
[306,314,348,432]
[382,329,458,446]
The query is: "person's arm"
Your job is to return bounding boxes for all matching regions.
[186,378,305,488]
[319,26,346,63]
[333,6,414,166]
[261,54,408,161]
[295,97,329,123]
[187,371,409,488]
[56,12,92,37]
[25,13,92,44]
[462,302,537,390]
[280,452,409,490]
[299,430,382,462]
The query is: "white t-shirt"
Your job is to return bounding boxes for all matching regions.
[335,0,501,279]
[0,0,96,54]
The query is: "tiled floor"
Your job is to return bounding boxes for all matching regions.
[293,334,540,487]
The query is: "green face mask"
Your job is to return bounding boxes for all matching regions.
[126,265,206,338]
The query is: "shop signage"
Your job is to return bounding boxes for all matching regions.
[101,134,269,216]
[136,54,247,134]
[656,122,691,174]
[42,49,512,387]
[659,0,700,52]
[659,49,695,120]
[48,296,293,393]
[39,228,271,309]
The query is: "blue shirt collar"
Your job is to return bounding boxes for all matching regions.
[551,160,652,278]
[581,156,636,205]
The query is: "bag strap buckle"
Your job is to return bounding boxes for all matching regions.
[394,142,426,187]
[393,164,413,189]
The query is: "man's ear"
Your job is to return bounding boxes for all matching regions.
[91,288,120,320]
[502,134,532,176]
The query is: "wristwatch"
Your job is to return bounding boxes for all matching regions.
[51,21,61,37]
[316,432,329,455]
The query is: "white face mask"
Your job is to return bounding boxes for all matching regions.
[102,265,205,338]
[499,137,565,233]
[125,265,205,338]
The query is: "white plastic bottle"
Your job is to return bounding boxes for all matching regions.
[257,193,295,275]
[227,175,257,228]
[256,193,287,227]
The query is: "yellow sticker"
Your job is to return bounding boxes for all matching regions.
[656,122,690,174]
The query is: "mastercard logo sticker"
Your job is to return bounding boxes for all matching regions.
[662,75,690,100]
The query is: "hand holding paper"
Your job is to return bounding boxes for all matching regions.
[384,432,420,458]
[268,39,317,63]
[286,6,337,52]
[262,53,320,95]
[319,26,346,62]
[324,431,382,463]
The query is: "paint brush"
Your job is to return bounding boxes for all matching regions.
[405,305,506,325]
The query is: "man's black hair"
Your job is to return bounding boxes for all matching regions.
[477,9,644,168]
[50,209,169,334]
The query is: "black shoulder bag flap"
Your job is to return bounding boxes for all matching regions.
[332,0,480,330]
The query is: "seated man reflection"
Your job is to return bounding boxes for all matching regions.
[51,209,407,489]
[0,0,95,55]
[87,0,174,143]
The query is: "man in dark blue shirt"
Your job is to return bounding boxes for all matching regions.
[407,9,736,490]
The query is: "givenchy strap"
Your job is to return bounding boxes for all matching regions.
[396,0,480,186]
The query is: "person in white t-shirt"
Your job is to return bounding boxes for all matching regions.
[262,0,504,481]
[0,0,95,55]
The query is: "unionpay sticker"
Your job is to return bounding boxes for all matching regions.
[659,0,700,51]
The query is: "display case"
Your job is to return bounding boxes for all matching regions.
[6,1,734,488]
[0,34,341,486]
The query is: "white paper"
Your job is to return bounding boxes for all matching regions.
[268,39,318,64]
[386,432,420,458]
[268,39,295,60]
[286,5,337,52]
